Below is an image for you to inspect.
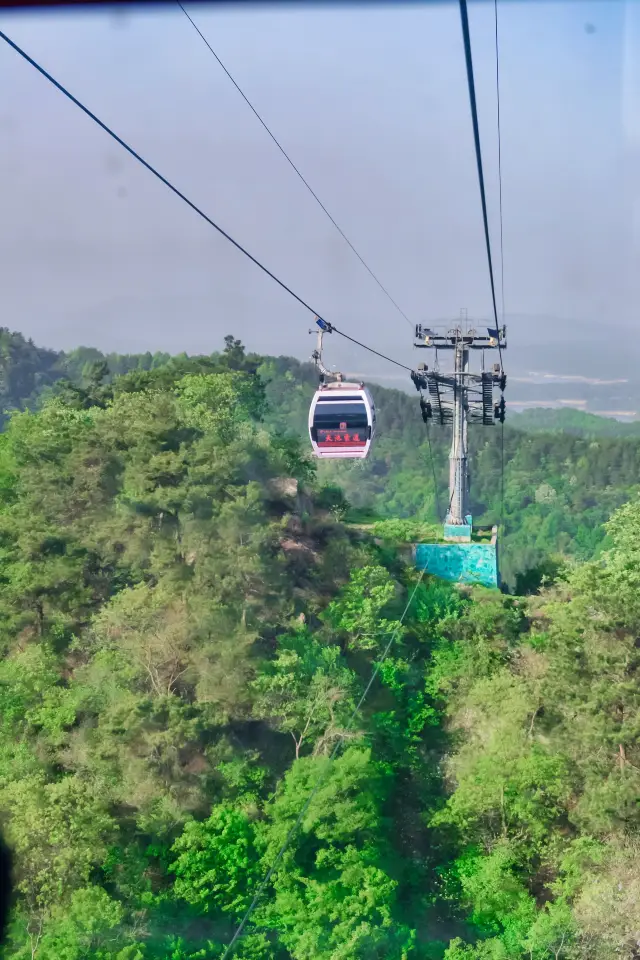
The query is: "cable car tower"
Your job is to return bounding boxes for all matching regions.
[411,316,506,587]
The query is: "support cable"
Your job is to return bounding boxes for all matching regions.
[178,1,413,329]
[424,418,443,522]
[500,420,506,544]
[332,328,413,372]
[494,0,506,538]
[0,29,412,375]
[494,0,505,330]
[220,564,429,959]
[458,0,503,371]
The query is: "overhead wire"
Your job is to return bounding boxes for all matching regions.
[500,420,505,543]
[458,0,507,542]
[332,328,413,372]
[494,0,506,539]
[494,0,505,329]
[458,0,503,372]
[424,419,443,522]
[177,1,414,329]
[220,563,429,959]
[0,30,413,376]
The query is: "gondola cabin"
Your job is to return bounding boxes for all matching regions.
[308,382,376,459]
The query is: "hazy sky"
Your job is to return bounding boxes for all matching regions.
[0,0,638,384]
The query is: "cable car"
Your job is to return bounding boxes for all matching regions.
[309,381,376,459]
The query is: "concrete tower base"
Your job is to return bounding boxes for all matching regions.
[414,525,499,589]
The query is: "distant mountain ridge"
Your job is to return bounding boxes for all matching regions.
[511,407,640,437]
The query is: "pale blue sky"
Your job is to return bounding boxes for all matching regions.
[0,0,637,385]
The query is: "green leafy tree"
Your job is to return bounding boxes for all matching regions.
[257,747,415,959]
[7,886,126,960]
[323,565,401,652]
[0,775,116,953]
[252,628,357,758]
[170,805,260,917]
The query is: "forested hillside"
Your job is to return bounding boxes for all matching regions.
[0,326,639,587]
[0,340,639,959]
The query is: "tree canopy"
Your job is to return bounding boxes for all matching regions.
[0,332,638,958]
